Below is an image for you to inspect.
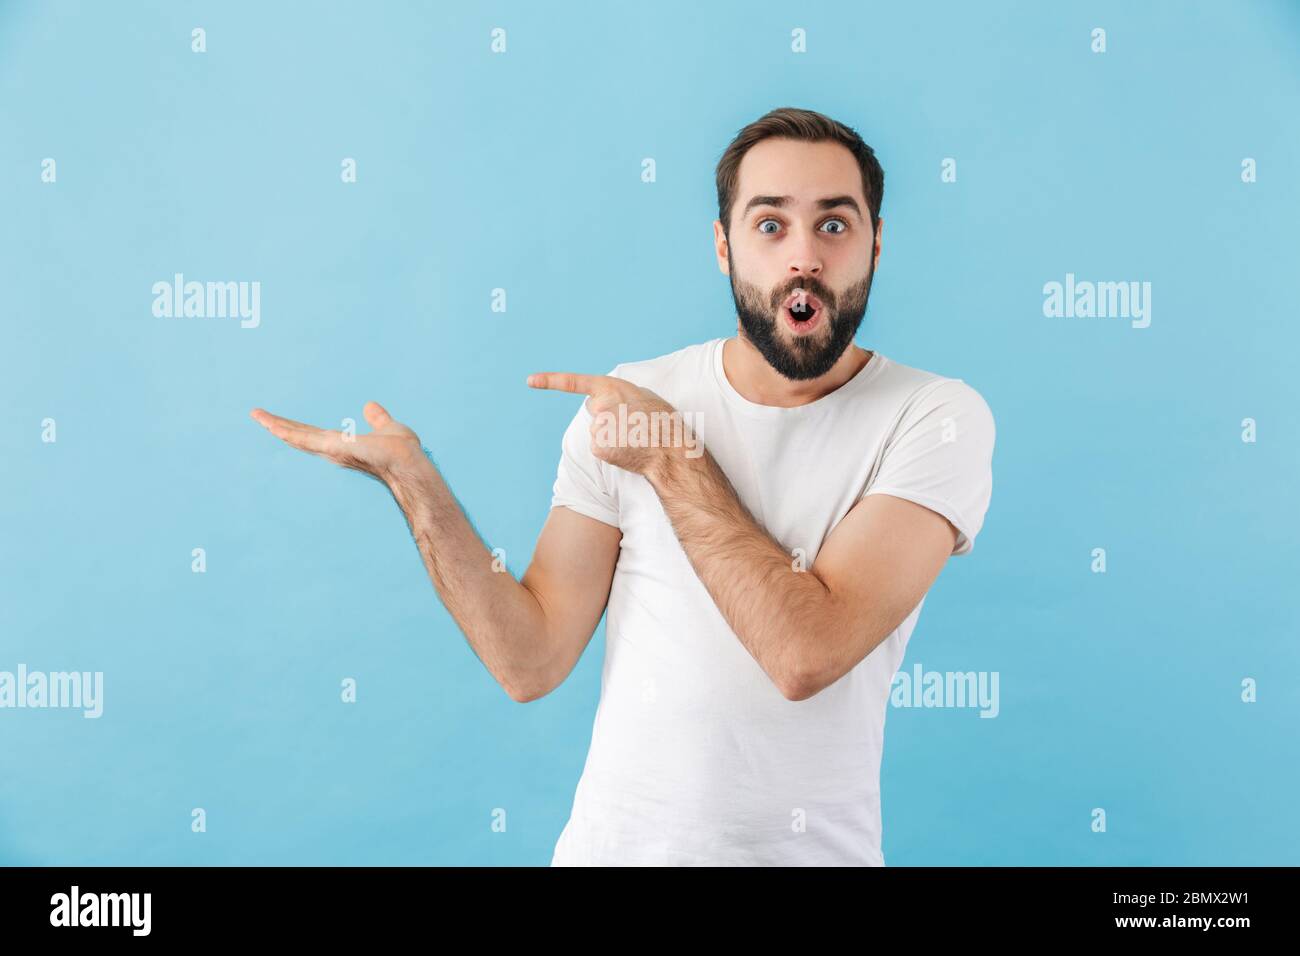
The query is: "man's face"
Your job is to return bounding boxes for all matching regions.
[716,138,881,381]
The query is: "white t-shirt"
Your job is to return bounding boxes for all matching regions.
[547,337,996,866]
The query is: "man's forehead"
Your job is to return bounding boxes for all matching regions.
[735,139,866,216]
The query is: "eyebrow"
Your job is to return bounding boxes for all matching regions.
[741,194,863,220]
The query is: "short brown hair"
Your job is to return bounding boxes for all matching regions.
[715,106,884,238]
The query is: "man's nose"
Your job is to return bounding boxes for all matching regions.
[787,236,822,277]
[788,262,822,290]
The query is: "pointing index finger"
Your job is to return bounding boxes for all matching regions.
[526,372,616,395]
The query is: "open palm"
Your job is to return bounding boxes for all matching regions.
[250,401,423,481]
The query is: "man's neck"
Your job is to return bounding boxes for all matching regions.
[722,332,873,408]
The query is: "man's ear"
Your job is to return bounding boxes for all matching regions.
[872,216,883,271]
[713,219,730,276]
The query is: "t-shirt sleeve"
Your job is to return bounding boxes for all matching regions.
[549,397,621,529]
[862,378,995,556]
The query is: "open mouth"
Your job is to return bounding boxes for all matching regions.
[782,290,825,334]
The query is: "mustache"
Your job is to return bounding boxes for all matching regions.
[774,280,833,309]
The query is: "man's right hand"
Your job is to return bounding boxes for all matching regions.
[250,401,425,483]
[249,394,622,703]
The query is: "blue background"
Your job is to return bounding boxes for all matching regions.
[2,0,1297,866]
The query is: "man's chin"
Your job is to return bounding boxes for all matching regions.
[776,358,835,381]
[765,344,841,381]
[737,306,857,382]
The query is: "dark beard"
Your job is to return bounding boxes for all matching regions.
[729,260,874,381]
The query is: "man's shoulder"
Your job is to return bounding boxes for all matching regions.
[874,353,995,427]
[605,338,720,390]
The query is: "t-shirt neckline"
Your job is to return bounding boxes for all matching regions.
[710,336,888,418]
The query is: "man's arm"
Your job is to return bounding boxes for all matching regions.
[250,401,621,703]
[385,455,621,701]
[525,371,962,703]
[647,450,955,701]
